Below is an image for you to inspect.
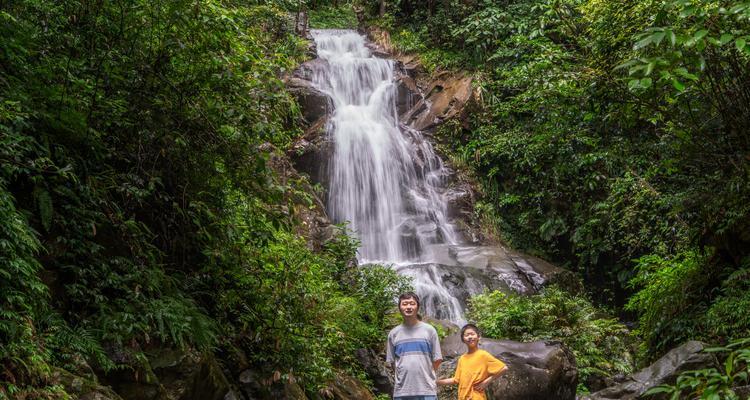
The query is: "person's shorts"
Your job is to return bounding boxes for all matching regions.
[394,397,438,400]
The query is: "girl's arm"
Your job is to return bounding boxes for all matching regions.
[437,377,457,386]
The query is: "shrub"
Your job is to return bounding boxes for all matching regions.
[645,337,750,400]
[468,286,634,390]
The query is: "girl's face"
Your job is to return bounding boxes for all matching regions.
[463,328,480,347]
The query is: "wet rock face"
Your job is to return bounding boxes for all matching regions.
[98,347,239,400]
[287,77,334,125]
[289,116,333,193]
[355,348,394,396]
[395,74,420,116]
[400,73,473,132]
[438,335,578,400]
[581,341,716,400]
[392,245,574,321]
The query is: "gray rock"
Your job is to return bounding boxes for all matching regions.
[438,335,578,400]
[286,77,334,125]
[395,75,421,116]
[581,341,716,400]
[355,348,394,396]
[293,59,328,81]
[289,115,333,191]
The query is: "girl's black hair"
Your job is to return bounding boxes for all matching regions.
[461,323,481,339]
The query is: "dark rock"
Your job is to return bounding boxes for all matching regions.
[293,59,328,81]
[328,372,376,400]
[355,348,394,396]
[239,369,306,400]
[150,349,238,400]
[438,335,578,400]
[289,115,333,190]
[263,143,337,252]
[51,367,124,400]
[444,184,475,220]
[735,385,750,398]
[395,75,421,116]
[581,341,716,400]
[509,252,582,293]
[286,77,333,125]
[100,347,238,400]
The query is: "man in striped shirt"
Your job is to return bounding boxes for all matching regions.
[386,292,443,400]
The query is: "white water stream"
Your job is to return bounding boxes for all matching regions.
[310,30,484,324]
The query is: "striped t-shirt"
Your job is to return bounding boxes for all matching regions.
[386,321,443,398]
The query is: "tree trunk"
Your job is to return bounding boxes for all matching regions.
[379,0,386,17]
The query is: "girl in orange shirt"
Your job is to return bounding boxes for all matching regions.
[437,324,508,400]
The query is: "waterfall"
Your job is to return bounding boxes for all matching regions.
[309,29,475,324]
[311,30,458,263]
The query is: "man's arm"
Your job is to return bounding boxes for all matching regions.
[433,358,442,371]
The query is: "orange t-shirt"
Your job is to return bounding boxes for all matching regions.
[453,349,507,400]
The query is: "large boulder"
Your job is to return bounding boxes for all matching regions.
[262,143,338,251]
[326,373,376,400]
[100,347,239,400]
[400,72,473,132]
[286,77,333,125]
[438,335,578,400]
[355,348,394,396]
[239,369,307,400]
[288,115,333,192]
[581,341,716,400]
[395,73,421,116]
[51,367,124,400]
[240,369,375,400]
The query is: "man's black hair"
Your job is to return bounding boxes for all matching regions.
[398,292,420,307]
[461,323,481,339]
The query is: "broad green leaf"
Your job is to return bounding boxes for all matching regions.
[729,3,748,13]
[653,31,666,45]
[720,33,733,45]
[693,29,709,41]
[644,386,674,394]
[646,62,655,76]
[672,78,685,91]
[736,38,747,52]
[635,36,653,50]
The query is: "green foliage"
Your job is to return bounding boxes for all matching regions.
[1,0,402,395]
[645,337,750,400]
[468,287,633,390]
[309,3,359,29]
[367,0,750,364]
[628,251,750,356]
[626,251,710,353]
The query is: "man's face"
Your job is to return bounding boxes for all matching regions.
[399,298,419,318]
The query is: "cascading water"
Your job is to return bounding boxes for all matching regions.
[309,30,515,325]
[311,30,457,264]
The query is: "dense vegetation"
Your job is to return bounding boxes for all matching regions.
[469,287,632,391]
[3,0,750,397]
[645,337,750,399]
[1,1,409,398]
[362,0,750,360]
